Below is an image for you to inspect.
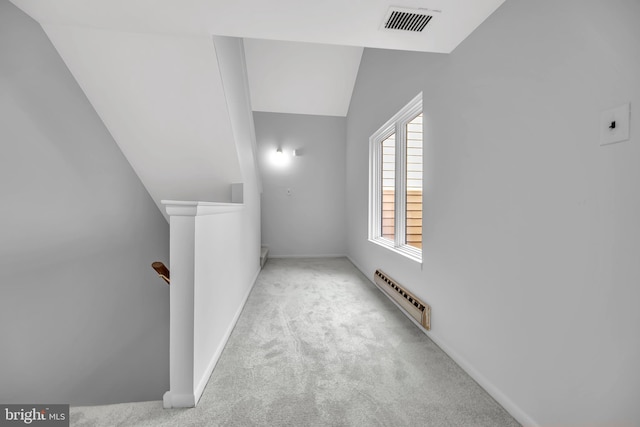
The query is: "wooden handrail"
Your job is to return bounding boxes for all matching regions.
[152,261,170,285]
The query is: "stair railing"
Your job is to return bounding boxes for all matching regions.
[152,261,170,285]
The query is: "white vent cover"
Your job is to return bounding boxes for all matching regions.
[380,6,441,32]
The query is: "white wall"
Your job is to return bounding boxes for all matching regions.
[195,35,263,401]
[255,112,347,257]
[0,1,169,405]
[162,37,263,408]
[193,208,252,399]
[346,0,640,425]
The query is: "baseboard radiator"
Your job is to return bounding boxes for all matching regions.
[374,269,430,330]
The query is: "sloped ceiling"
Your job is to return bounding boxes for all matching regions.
[244,39,363,117]
[39,25,243,213]
[8,0,506,53]
[9,0,506,210]
[11,0,507,117]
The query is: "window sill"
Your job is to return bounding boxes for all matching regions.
[369,238,422,264]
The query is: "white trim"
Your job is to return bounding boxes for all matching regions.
[193,265,261,404]
[162,200,243,216]
[162,391,195,409]
[345,255,538,427]
[424,331,539,427]
[368,238,422,264]
[268,253,348,259]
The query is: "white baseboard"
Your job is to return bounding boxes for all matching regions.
[162,391,195,409]
[269,253,347,259]
[192,266,261,406]
[425,330,538,427]
[345,255,538,427]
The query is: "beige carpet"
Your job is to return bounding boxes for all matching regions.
[70,257,520,426]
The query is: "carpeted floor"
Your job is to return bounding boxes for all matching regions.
[70,257,520,427]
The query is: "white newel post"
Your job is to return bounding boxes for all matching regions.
[161,200,244,409]
[163,201,197,408]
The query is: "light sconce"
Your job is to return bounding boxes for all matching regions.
[275,148,301,157]
[272,147,288,167]
[271,147,300,167]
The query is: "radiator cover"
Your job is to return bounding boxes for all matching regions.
[374,269,431,330]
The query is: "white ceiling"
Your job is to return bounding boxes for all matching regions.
[11,0,506,116]
[9,0,506,53]
[8,0,506,209]
[244,39,363,117]
[36,25,244,213]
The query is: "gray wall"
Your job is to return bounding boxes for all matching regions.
[254,112,346,257]
[346,0,640,425]
[0,1,170,405]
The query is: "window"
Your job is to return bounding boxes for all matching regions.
[369,93,423,262]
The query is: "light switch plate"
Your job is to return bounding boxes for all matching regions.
[600,103,630,146]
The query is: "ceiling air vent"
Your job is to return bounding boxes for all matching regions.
[381,7,440,32]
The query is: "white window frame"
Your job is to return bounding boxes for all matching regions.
[368,93,423,263]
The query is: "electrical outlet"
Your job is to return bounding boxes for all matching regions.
[600,103,630,146]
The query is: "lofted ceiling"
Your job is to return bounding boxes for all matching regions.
[244,39,363,117]
[9,0,506,209]
[37,25,244,215]
[11,0,506,52]
[11,0,506,117]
